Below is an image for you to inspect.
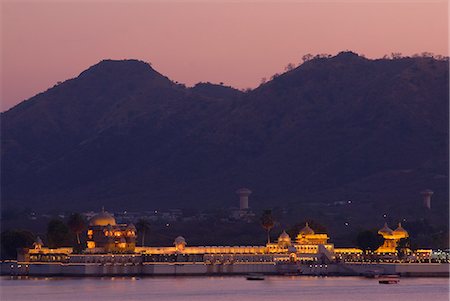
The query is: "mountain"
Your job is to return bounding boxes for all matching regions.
[1,53,448,225]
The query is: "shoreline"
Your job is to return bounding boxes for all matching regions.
[2,261,448,278]
[2,274,449,279]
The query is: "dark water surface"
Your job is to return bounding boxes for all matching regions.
[1,276,449,301]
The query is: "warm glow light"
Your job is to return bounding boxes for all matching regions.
[2,2,448,111]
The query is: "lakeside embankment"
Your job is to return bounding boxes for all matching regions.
[2,261,448,277]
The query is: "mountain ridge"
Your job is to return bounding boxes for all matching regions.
[1,53,448,223]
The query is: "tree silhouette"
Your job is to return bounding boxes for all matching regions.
[396,237,411,259]
[260,210,275,244]
[285,63,295,71]
[356,230,384,253]
[270,73,280,80]
[391,52,402,59]
[67,213,86,245]
[47,219,71,248]
[0,230,35,259]
[420,52,434,58]
[301,54,313,63]
[136,219,151,246]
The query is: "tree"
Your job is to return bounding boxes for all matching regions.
[285,63,295,71]
[396,237,411,259]
[434,55,449,61]
[260,210,275,244]
[391,52,402,59]
[420,52,434,58]
[0,230,35,259]
[301,53,313,63]
[270,73,280,80]
[356,230,384,253]
[47,219,71,248]
[136,219,151,246]
[67,213,86,245]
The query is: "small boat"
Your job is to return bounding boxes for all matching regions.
[378,275,400,284]
[246,273,265,281]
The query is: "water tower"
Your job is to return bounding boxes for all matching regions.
[236,188,252,210]
[421,189,434,209]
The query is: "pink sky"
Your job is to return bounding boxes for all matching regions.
[1,0,448,111]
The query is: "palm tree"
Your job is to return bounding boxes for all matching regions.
[356,230,384,254]
[47,219,71,248]
[67,213,86,245]
[136,219,151,246]
[260,210,275,244]
[396,237,411,259]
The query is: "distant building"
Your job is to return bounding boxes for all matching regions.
[86,209,136,253]
[421,189,434,209]
[14,215,445,277]
[376,222,409,253]
[230,187,255,221]
[236,188,252,210]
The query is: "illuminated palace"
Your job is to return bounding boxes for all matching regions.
[138,222,335,263]
[376,222,409,253]
[25,211,416,260]
[9,210,447,277]
[86,209,136,253]
[84,213,335,263]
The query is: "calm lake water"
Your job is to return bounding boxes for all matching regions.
[1,276,449,301]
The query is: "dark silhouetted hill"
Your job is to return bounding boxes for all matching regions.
[2,54,448,230]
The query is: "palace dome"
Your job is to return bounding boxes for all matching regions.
[393,223,409,237]
[174,236,186,245]
[378,222,393,236]
[33,236,44,249]
[299,222,315,235]
[89,211,116,226]
[278,231,292,246]
[279,230,290,240]
[174,236,187,251]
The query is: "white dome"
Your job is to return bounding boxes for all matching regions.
[393,223,409,237]
[174,236,186,245]
[299,223,315,235]
[89,211,116,226]
[278,231,292,246]
[278,231,291,241]
[378,222,393,236]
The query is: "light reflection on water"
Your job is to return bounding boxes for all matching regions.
[1,276,449,301]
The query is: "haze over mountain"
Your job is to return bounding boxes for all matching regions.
[2,52,448,222]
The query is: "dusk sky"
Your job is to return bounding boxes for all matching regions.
[1,0,448,111]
